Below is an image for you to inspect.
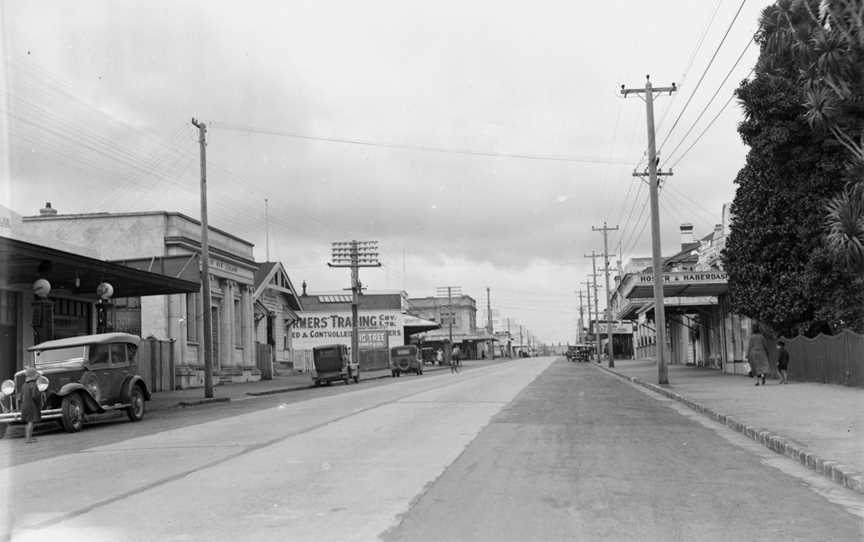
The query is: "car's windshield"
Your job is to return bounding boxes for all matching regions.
[33,346,86,367]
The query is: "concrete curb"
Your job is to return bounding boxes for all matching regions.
[593,363,864,496]
[176,397,231,407]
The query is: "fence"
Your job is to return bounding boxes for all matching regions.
[255,343,273,380]
[137,337,175,392]
[289,348,391,372]
[782,330,864,387]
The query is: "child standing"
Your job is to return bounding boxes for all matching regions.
[777,341,790,384]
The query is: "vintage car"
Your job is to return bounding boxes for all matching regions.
[311,344,359,386]
[390,345,423,377]
[0,332,151,436]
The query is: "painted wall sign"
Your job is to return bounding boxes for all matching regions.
[291,309,404,350]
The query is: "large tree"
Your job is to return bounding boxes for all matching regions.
[724,0,864,336]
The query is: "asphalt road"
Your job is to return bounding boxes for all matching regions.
[382,361,864,542]
[2,358,861,541]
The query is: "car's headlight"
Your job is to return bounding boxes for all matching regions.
[1,379,14,395]
[36,375,49,392]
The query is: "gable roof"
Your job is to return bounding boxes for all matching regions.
[252,261,302,310]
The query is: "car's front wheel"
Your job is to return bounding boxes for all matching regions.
[126,385,146,422]
[61,393,84,433]
[354,370,360,383]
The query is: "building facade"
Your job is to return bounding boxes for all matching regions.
[408,294,493,359]
[22,208,258,374]
[252,262,302,370]
[611,217,752,373]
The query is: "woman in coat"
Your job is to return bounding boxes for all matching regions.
[21,367,42,443]
[747,324,770,386]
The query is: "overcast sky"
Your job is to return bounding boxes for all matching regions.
[1,0,770,344]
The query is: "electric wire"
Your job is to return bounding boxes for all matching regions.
[661,35,754,168]
[211,121,633,166]
[656,0,748,154]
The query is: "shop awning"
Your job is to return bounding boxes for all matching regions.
[0,236,200,297]
[402,314,441,335]
[619,271,728,300]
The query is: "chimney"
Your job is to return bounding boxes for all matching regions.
[39,202,58,216]
[680,223,694,249]
[713,223,723,238]
[301,280,307,296]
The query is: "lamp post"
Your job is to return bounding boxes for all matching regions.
[329,241,381,367]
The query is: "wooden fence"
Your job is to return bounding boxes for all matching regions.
[781,329,864,387]
[137,337,175,392]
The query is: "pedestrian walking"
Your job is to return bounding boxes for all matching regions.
[450,345,461,374]
[777,340,790,384]
[436,349,443,366]
[21,367,42,443]
[746,324,770,386]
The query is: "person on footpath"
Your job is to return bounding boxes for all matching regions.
[436,348,443,366]
[777,340,790,384]
[450,345,461,374]
[747,324,770,386]
[21,367,42,443]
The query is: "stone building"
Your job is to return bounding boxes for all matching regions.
[22,207,258,374]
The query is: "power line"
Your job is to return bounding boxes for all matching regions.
[668,68,754,170]
[662,35,754,167]
[655,0,725,133]
[656,0,748,154]
[211,121,633,166]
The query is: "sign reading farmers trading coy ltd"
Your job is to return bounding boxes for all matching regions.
[291,310,403,350]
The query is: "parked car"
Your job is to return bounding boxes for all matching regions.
[0,332,151,436]
[311,344,359,386]
[390,345,423,377]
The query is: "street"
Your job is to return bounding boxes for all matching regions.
[2,358,863,541]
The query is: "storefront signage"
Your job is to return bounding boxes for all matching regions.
[590,321,634,334]
[291,309,403,350]
[358,330,388,349]
[638,271,728,284]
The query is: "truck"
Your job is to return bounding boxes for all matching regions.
[311,344,359,386]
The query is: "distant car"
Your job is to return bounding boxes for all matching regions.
[0,333,151,436]
[390,345,423,377]
[311,344,359,386]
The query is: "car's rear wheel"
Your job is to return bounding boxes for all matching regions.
[126,384,145,422]
[61,393,84,433]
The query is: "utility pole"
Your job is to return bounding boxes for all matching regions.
[191,118,214,399]
[593,221,619,368]
[486,287,494,360]
[585,250,603,362]
[581,281,593,351]
[330,241,381,367]
[622,75,676,385]
[519,325,523,356]
[437,286,461,363]
[264,198,270,261]
[577,290,585,343]
[506,317,512,357]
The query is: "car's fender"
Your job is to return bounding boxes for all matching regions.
[56,383,104,413]
[119,376,151,402]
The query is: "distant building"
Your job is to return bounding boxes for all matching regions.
[408,294,493,359]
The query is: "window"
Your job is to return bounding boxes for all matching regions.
[110,344,128,366]
[89,344,110,367]
[186,292,199,343]
[234,299,243,346]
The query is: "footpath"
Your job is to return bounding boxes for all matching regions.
[146,363,455,412]
[594,358,864,495]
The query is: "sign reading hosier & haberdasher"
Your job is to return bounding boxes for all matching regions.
[291,310,404,350]
[638,271,728,284]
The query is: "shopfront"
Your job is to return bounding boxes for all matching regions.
[0,235,200,380]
